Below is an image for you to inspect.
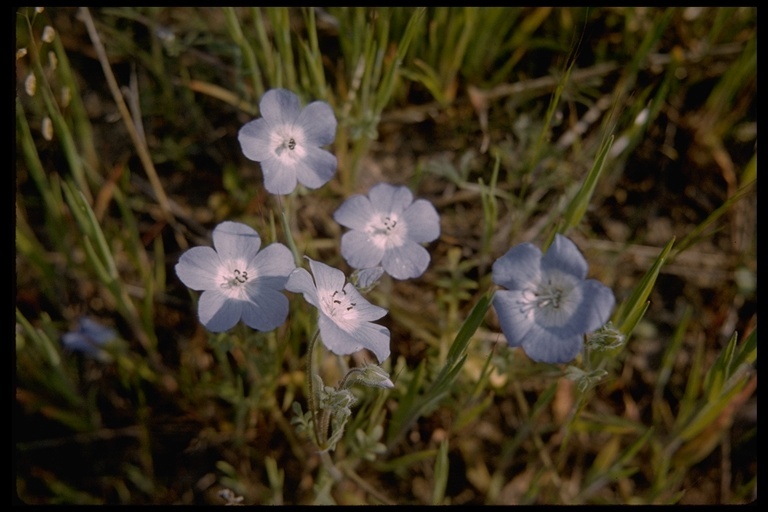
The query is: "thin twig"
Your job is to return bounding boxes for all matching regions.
[77,7,187,250]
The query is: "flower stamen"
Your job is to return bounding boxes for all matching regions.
[221,268,249,289]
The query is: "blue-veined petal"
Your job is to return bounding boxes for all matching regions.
[260,88,301,126]
[521,326,583,364]
[213,221,261,263]
[493,289,536,348]
[340,230,386,270]
[334,194,375,231]
[342,283,387,321]
[492,242,542,291]
[381,241,430,280]
[402,199,440,243]
[296,100,336,146]
[368,183,414,215]
[294,145,337,189]
[198,290,242,332]
[251,243,295,281]
[307,258,346,297]
[238,118,272,162]
[242,286,290,331]
[261,157,299,195]
[175,246,222,290]
[542,234,588,279]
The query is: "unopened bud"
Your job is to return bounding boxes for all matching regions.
[586,322,626,352]
[341,364,394,390]
[565,365,608,393]
[352,266,385,292]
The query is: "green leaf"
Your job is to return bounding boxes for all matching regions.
[613,237,675,336]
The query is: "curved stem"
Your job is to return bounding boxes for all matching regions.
[337,367,364,390]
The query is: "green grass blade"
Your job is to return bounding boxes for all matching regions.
[613,237,675,336]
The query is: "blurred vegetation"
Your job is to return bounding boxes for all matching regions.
[16,7,755,505]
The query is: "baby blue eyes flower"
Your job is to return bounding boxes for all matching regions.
[285,257,391,363]
[238,88,338,195]
[491,234,615,364]
[175,221,295,333]
[61,317,116,361]
[333,183,440,280]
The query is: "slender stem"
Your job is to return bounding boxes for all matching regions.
[318,408,331,450]
[275,194,303,267]
[78,8,182,248]
[319,450,343,482]
[306,329,322,448]
[337,367,364,390]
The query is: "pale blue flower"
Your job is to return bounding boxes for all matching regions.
[492,234,615,364]
[285,258,391,363]
[175,221,295,332]
[61,317,116,361]
[238,88,337,195]
[333,183,440,280]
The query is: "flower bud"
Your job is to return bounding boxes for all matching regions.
[341,364,394,390]
[586,321,626,352]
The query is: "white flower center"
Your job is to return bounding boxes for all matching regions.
[321,287,360,331]
[218,259,254,299]
[271,125,306,163]
[366,214,406,249]
[517,270,578,328]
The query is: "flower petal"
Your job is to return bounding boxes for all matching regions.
[381,241,430,280]
[238,118,273,162]
[293,146,337,189]
[261,157,299,195]
[342,283,387,321]
[285,267,320,309]
[260,88,300,126]
[566,279,615,333]
[349,320,391,363]
[542,234,588,279]
[175,246,222,290]
[307,258,346,296]
[521,325,583,364]
[242,286,289,331]
[402,199,440,243]
[198,290,241,332]
[318,313,390,363]
[318,313,364,355]
[78,317,116,345]
[492,289,536,348]
[251,243,295,282]
[491,242,542,291]
[334,194,375,231]
[368,183,414,215]
[296,100,337,146]
[213,221,261,263]
[340,230,386,270]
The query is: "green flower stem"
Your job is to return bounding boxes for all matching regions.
[306,329,322,448]
[337,367,364,390]
[318,408,331,451]
[275,194,303,268]
[319,450,342,482]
